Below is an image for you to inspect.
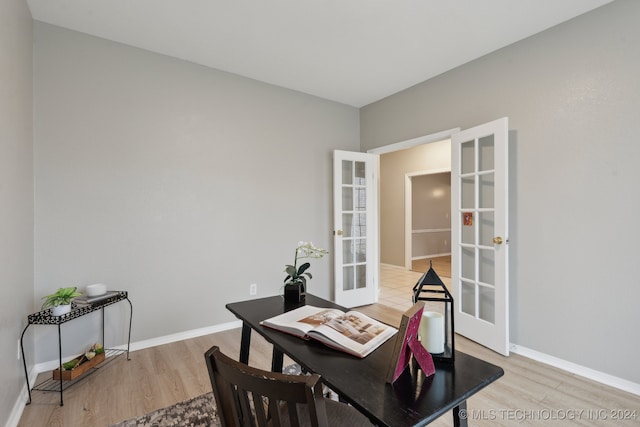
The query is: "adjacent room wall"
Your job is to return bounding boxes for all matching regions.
[411,173,451,260]
[361,0,640,383]
[379,140,450,266]
[0,0,34,423]
[33,22,359,363]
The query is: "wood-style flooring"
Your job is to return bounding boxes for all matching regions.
[412,255,451,277]
[18,269,639,426]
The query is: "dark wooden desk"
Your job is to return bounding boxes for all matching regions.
[226,294,503,427]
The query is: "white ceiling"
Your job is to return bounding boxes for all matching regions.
[27,0,612,107]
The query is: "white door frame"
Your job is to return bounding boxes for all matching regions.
[367,128,460,156]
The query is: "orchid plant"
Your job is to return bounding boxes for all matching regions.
[284,242,329,289]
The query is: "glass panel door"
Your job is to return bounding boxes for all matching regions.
[451,118,509,356]
[334,151,378,307]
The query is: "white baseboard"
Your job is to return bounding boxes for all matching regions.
[6,320,242,427]
[34,319,242,373]
[411,253,451,261]
[6,366,39,427]
[510,343,640,396]
[5,392,26,427]
[380,263,406,270]
[126,319,242,353]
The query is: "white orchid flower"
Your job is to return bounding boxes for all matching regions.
[285,241,329,288]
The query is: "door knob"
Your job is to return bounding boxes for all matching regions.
[336,230,343,236]
[492,236,503,245]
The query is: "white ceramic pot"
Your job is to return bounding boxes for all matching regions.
[86,283,107,297]
[52,304,71,316]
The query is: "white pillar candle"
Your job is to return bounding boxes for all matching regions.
[419,311,445,354]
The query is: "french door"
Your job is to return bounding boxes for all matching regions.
[451,117,509,356]
[332,150,378,307]
[332,118,509,356]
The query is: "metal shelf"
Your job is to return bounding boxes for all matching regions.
[27,291,129,325]
[21,291,133,406]
[32,349,127,393]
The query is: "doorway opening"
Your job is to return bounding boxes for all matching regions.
[368,130,458,313]
[406,171,451,278]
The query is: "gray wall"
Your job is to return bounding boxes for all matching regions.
[33,23,359,362]
[362,0,640,383]
[0,0,34,422]
[380,141,450,266]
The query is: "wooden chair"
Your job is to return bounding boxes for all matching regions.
[204,345,372,427]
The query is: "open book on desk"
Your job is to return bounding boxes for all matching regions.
[260,305,397,358]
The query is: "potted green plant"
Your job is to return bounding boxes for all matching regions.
[42,287,82,316]
[283,242,328,303]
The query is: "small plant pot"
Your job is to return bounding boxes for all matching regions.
[53,352,105,380]
[284,283,305,303]
[51,304,71,316]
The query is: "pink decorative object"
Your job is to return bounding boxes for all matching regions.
[386,302,435,383]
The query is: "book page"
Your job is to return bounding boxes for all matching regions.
[308,311,397,357]
[260,305,344,338]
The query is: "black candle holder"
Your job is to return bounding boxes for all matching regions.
[412,261,455,363]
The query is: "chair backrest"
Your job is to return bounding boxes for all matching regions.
[205,346,329,427]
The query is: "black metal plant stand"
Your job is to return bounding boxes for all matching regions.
[20,291,133,406]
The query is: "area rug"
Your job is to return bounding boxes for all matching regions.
[110,364,303,427]
[110,392,220,427]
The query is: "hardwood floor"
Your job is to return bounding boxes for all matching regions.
[19,287,639,426]
[411,255,451,277]
[18,327,283,427]
[379,263,452,313]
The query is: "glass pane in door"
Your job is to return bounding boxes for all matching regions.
[479,173,494,209]
[461,281,476,316]
[343,240,353,264]
[343,214,353,238]
[461,177,475,209]
[354,161,366,185]
[342,188,353,211]
[461,140,475,174]
[354,188,366,210]
[355,239,366,262]
[343,265,354,291]
[479,249,495,284]
[353,213,366,237]
[461,209,475,245]
[461,247,475,280]
[342,161,353,184]
[479,212,494,246]
[356,264,366,289]
[478,135,494,171]
[479,285,495,323]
